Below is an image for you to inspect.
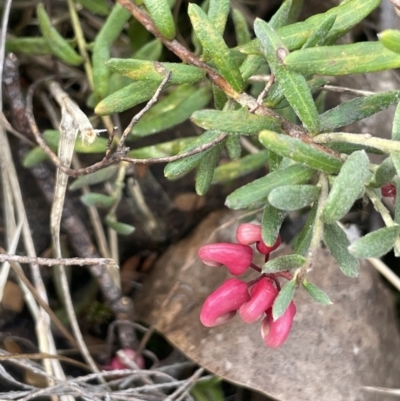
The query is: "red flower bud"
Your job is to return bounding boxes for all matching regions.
[381,183,396,198]
[236,223,262,245]
[256,235,281,255]
[200,279,250,327]
[198,243,253,275]
[239,278,278,323]
[261,301,296,348]
[106,349,145,371]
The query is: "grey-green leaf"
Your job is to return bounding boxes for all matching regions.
[294,202,318,256]
[263,254,306,273]
[106,218,135,235]
[323,222,360,277]
[191,109,281,135]
[369,157,395,188]
[320,90,400,132]
[212,151,269,184]
[225,163,315,209]
[69,165,118,190]
[80,193,115,208]
[272,279,296,320]
[259,130,342,174]
[268,184,320,211]
[321,150,370,224]
[261,202,286,247]
[254,18,320,134]
[348,226,400,258]
[302,280,333,305]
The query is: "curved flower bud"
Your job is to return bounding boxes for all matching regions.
[256,235,281,255]
[198,243,253,275]
[239,278,278,323]
[236,223,262,245]
[200,279,250,327]
[261,301,296,348]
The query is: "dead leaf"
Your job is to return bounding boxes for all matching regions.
[134,210,400,401]
[2,281,24,313]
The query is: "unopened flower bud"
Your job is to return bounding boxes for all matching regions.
[107,348,145,371]
[381,183,396,198]
[200,279,250,327]
[261,301,296,348]
[198,243,253,275]
[239,278,278,323]
[236,223,262,245]
[256,235,281,255]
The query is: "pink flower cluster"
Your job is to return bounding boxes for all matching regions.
[198,223,296,348]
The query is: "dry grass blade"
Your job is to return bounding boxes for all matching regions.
[47,81,104,379]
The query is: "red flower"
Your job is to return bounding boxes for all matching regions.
[239,278,278,323]
[261,301,296,348]
[198,243,253,275]
[256,234,281,255]
[200,279,250,327]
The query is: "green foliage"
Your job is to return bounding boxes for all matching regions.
[27,0,400,311]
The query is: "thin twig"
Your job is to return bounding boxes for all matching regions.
[0,253,114,266]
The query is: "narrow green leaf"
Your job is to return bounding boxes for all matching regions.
[272,279,296,320]
[212,150,269,184]
[263,255,305,273]
[76,0,109,15]
[369,157,395,188]
[261,202,286,246]
[269,0,292,29]
[95,81,160,116]
[379,29,400,55]
[195,145,222,195]
[208,0,230,35]
[23,147,48,168]
[42,130,108,153]
[349,226,400,258]
[106,218,135,235]
[254,19,320,133]
[320,91,400,132]
[37,4,83,66]
[265,77,329,110]
[239,55,265,81]
[392,102,400,141]
[225,135,241,160]
[132,86,211,137]
[132,39,163,61]
[164,131,224,179]
[80,193,115,208]
[293,202,318,256]
[143,0,175,40]
[323,141,383,155]
[188,3,244,92]
[128,137,196,159]
[106,59,205,84]
[284,42,400,76]
[92,3,131,100]
[302,280,332,305]
[212,85,227,110]
[321,150,370,224]
[225,163,315,209]
[191,110,281,135]
[393,177,400,226]
[6,37,53,55]
[268,184,320,211]
[69,165,118,190]
[232,8,251,46]
[259,130,342,174]
[324,222,360,277]
[302,14,336,48]
[239,0,380,54]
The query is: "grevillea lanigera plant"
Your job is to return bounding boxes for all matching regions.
[16,0,400,348]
